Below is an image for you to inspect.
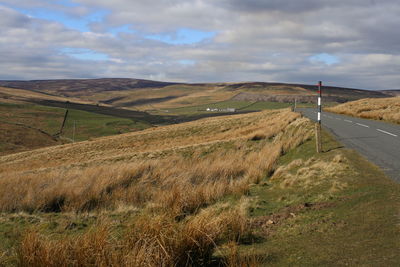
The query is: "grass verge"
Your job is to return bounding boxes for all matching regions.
[233,129,400,266]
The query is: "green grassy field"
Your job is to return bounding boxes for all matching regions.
[52,109,149,142]
[0,102,150,154]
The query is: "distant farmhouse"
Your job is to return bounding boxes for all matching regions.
[206,107,236,112]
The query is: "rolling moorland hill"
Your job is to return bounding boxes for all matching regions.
[0,86,89,105]
[0,108,399,266]
[0,79,394,156]
[0,79,391,112]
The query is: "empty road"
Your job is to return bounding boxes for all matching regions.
[298,108,400,183]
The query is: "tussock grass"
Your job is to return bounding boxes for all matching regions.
[17,203,251,267]
[0,109,311,214]
[0,143,283,214]
[0,109,298,173]
[221,241,264,267]
[326,97,400,124]
[0,109,314,266]
[271,151,351,195]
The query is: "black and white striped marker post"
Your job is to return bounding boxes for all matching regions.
[317,81,322,124]
[315,81,322,153]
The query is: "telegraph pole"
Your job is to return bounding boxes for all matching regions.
[315,81,322,153]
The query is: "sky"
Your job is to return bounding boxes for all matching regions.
[0,0,399,90]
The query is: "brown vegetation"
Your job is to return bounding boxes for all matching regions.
[271,154,350,193]
[0,122,59,156]
[326,97,400,124]
[0,86,90,105]
[0,109,314,266]
[17,203,254,267]
[0,110,311,214]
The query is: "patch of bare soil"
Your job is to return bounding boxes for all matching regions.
[250,202,336,236]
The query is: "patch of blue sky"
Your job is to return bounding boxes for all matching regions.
[178,60,196,65]
[60,48,109,61]
[11,5,108,32]
[108,25,135,35]
[309,53,340,65]
[56,0,80,7]
[146,28,216,45]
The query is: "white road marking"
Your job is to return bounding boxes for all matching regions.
[377,129,398,137]
[336,118,341,120]
[356,123,369,128]
[344,119,353,123]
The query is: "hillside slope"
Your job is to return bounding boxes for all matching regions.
[326,97,400,124]
[0,101,152,155]
[0,109,302,176]
[0,86,91,104]
[0,79,391,111]
[0,122,60,156]
[0,109,399,266]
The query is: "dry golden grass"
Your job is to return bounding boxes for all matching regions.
[0,109,299,173]
[221,241,264,267]
[326,97,400,124]
[132,86,237,111]
[17,202,251,267]
[0,109,311,214]
[0,109,314,266]
[0,86,91,105]
[271,152,351,195]
[71,84,236,111]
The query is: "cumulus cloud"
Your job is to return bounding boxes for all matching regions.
[0,1,399,89]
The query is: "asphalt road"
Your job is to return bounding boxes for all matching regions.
[298,108,400,183]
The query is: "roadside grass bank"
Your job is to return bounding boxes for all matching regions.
[0,109,310,266]
[232,129,400,266]
[0,110,398,266]
[326,97,400,124]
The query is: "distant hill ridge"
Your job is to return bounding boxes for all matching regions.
[0,78,179,95]
[0,78,392,110]
[0,78,389,94]
[381,90,400,96]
